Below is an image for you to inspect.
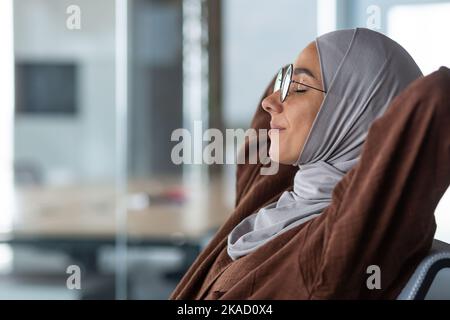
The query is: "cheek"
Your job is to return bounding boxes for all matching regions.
[270,129,302,164]
[283,109,317,156]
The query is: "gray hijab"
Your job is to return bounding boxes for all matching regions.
[227,28,423,261]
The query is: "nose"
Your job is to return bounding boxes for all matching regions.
[261,91,283,114]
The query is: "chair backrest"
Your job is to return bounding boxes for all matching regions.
[397,239,450,299]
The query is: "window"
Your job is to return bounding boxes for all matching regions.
[388,2,450,241]
[388,2,450,75]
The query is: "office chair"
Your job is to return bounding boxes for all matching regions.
[397,239,450,299]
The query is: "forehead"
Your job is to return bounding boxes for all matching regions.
[293,41,321,80]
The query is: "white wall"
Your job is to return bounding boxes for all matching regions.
[341,0,450,75]
[13,0,116,185]
[222,0,318,128]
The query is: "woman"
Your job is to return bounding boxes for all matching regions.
[170,28,450,299]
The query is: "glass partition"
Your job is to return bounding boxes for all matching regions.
[1,0,122,299]
[0,0,231,300]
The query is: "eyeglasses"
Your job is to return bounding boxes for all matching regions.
[273,64,326,103]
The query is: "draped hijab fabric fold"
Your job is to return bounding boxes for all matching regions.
[227,28,423,261]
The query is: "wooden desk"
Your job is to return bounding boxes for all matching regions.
[0,176,233,274]
[1,176,232,244]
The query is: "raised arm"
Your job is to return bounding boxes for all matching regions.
[301,67,450,299]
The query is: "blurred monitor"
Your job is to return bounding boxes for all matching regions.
[15,62,78,115]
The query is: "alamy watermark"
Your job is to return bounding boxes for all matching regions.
[366,264,381,290]
[366,5,381,30]
[171,121,280,175]
[66,264,81,290]
[66,5,81,30]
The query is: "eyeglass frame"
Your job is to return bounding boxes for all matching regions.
[274,64,326,103]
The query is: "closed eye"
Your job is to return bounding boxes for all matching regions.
[292,80,326,93]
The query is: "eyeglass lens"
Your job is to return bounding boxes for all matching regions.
[281,64,293,102]
[273,68,283,93]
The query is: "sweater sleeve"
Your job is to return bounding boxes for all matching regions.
[300,68,450,299]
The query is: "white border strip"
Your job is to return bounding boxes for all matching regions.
[0,0,14,234]
[115,0,128,300]
[317,0,337,36]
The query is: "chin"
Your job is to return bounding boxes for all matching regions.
[269,149,293,165]
[275,151,299,165]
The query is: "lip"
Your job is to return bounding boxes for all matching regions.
[270,121,286,130]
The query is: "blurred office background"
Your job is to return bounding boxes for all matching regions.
[0,0,449,299]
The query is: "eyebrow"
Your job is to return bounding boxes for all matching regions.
[294,67,316,79]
